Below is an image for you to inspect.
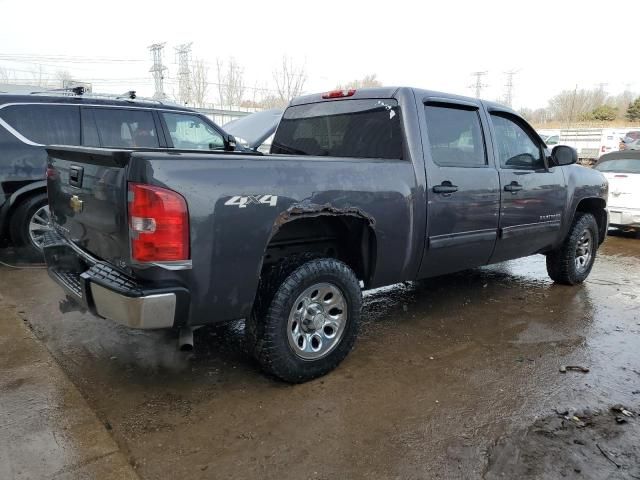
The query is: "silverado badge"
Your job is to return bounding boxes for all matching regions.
[70,195,83,214]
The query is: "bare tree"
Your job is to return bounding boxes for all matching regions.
[548,88,607,123]
[190,59,209,108]
[258,94,288,109]
[216,57,245,109]
[609,90,637,119]
[55,70,74,88]
[0,66,9,84]
[337,74,382,90]
[273,57,307,105]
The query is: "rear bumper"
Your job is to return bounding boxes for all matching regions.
[43,231,189,329]
[607,207,640,228]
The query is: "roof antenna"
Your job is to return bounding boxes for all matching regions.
[126,90,136,99]
[71,86,85,95]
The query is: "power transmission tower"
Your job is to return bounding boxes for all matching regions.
[503,69,518,107]
[470,71,487,99]
[148,42,167,99]
[175,42,193,105]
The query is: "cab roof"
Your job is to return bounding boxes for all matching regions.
[290,86,516,115]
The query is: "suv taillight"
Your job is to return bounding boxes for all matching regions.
[128,183,189,262]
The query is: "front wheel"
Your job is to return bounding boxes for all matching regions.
[247,258,362,383]
[546,212,599,285]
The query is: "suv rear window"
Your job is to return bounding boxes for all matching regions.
[88,108,159,148]
[595,158,640,173]
[272,99,402,159]
[0,104,80,145]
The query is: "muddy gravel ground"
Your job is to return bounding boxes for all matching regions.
[1,232,639,479]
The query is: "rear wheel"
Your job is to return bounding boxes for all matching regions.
[247,257,362,383]
[546,212,598,285]
[9,193,52,257]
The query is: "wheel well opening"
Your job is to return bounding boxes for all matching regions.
[263,216,377,287]
[576,197,607,244]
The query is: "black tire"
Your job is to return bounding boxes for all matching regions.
[246,257,362,383]
[9,192,50,258]
[546,212,599,285]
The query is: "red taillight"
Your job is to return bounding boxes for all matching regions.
[46,167,57,179]
[322,89,356,99]
[128,183,189,262]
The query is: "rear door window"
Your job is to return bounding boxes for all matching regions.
[272,99,403,159]
[424,104,487,167]
[89,108,159,148]
[0,104,80,145]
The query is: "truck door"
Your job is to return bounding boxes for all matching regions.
[487,111,567,263]
[418,100,500,278]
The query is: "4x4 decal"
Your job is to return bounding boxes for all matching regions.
[224,195,278,208]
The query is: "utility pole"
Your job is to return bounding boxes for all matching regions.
[567,84,578,127]
[470,71,487,99]
[148,42,167,100]
[503,69,518,107]
[175,42,193,105]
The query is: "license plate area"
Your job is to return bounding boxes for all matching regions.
[609,211,622,224]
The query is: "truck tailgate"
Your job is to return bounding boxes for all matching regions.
[46,147,132,266]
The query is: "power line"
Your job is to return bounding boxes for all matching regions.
[504,69,519,107]
[148,43,168,100]
[175,43,192,105]
[469,71,487,99]
[0,53,145,63]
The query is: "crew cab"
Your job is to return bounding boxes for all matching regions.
[43,87,609,383]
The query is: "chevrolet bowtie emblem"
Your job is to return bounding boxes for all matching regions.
[70,195,83,213]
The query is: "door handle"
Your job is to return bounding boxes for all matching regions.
[433,182,459,194]
[69,166,84,188]
[504,182,523,193]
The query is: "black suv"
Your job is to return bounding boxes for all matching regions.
[0,91,235,256]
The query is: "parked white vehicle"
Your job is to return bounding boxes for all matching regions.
[594,151,640,231]
[559,128,630,160]
[623,139,640,151]
[537,129,561,148]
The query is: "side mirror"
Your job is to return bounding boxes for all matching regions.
[550,145,577,166]
[223,134,237,152]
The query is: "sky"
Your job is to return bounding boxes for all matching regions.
[0,0,637,110]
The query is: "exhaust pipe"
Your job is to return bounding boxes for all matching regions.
[178,327,194,351]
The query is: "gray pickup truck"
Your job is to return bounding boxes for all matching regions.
[43,87,609,383]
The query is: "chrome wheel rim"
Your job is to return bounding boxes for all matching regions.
[287,282,348,360]
[28,205,52,250]
[575,229,593,272]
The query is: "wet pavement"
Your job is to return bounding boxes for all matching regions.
[0,290,137,479]
[0,233,639,479]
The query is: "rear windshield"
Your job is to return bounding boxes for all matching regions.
[595,158,640,173]
[272,99,402,159]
